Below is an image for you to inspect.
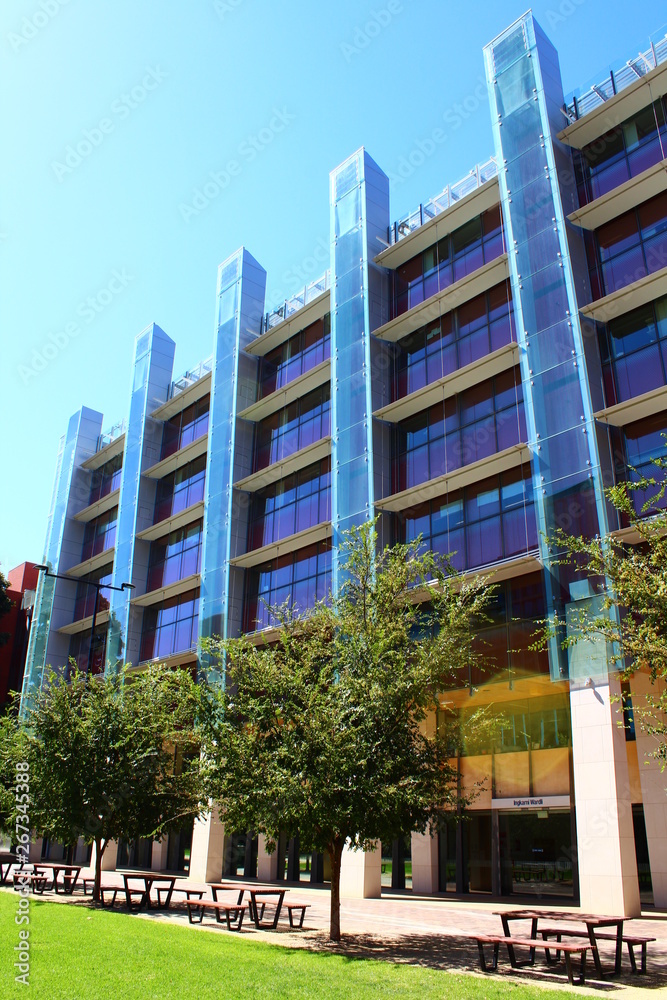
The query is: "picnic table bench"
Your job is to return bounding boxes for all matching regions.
[185,899,246,930]
[210,884,288,930]
[13,870,49,894]
[496,908,627,978]
[0,853,18,885]
[285,902,310,930]
[538,926,657,975]
[474,934,594,986]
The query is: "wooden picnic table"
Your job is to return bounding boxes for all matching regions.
[0,853,18,885]
[495,908,625,978]
[36,863,82,895]
[210,883,288,930]
[121,872,177,912]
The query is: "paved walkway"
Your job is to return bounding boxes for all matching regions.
[5,868,667,996]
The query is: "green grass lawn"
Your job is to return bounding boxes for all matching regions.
[0,891,566,1000]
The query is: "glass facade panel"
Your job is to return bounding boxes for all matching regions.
[575,99,667,205]
[393,282,515,401]
[140,589,200,662]
[106,325,176,672]
[254,386,330,472]
[248,459,330,550]
[258,316,330,398]
[587,193,667,298]
[393,208,505,317]
[485,12,609,679]
[243,541,332,632]
[398,467,536,573]
[154,455,206,523]
[146,521,203,591]
[81,507,118,562]
[160,395,210,460]
[73,564,114,621]
[89,453,122,505]
[393,370,525,492]
[198,250,267,680]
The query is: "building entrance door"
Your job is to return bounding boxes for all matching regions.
[498,809,574,897]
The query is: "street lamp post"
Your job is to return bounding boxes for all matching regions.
[35,565,134,674]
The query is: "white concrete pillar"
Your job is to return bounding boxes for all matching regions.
[189,806,224,883]
[411,829,439,895]
[570,676,640,916]
[630,671,667,908]
[339,840,381,898]
[151,837,169,872]
[90,840,118,873]
[28,838,43,863]
[257,834,278,881]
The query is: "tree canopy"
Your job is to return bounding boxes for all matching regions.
[199,521,497,940]
[20,664,206,900]
[549,459,667,767]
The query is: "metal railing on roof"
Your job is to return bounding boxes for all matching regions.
[261,270,331,335]
[563,28,667,124]
[387,157,499,247]
[168,355,214,400]
[96,419,125,453]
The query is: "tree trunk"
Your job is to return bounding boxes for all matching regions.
[93,838,105,904]
[328,838,344,943]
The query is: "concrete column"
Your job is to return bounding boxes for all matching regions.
[570,677,640,916]
[151,838,169,872]
[630,671,667,908]
[189,806,224,883]
[411,830,438,895]
[339,840,381,899]
[256,834,278,882]
[28,838,43,863]
[89,840,118,873]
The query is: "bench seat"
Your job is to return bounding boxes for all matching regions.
[474,934,595,985]
[285,902,310,929]
[539,927,656,975]
[185,899,245,931]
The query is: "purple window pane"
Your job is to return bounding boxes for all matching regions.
[407,446,429,488]
[497,409,521,451]
[502,507,529,557]
[174,619,192,653]
[489,316,512,352]
[644,231,667,276]
[467,516,502,568]
[614,346,664,402]
[483,233,505,261]
[458,328,490,369]
[461,418,496,466]
[426,352,443,385]
[603,246,647,293]
[156,625,175,658]
[428,438,446,480]
[447,528,465,571]
[453,246,484,283]
[408,281,425,310]
[407,360,427,395]
[591,157,630,199]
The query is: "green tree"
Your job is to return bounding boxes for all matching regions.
[199,521,496,941]
[0,571,14,647]
[23,664,205,901]
[548,460,667,767]
[0,708,24,842]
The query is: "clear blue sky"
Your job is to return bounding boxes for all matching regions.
[1,0,665,573]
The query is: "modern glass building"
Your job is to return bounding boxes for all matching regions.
[22,11,667,912]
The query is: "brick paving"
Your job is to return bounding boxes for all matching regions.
[4,868,667,995]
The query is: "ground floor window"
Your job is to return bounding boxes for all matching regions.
[381,838,412,890]
[499,809,574,897]
[438,808,575,898]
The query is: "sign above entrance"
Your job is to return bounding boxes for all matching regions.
[492,795,570,810]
